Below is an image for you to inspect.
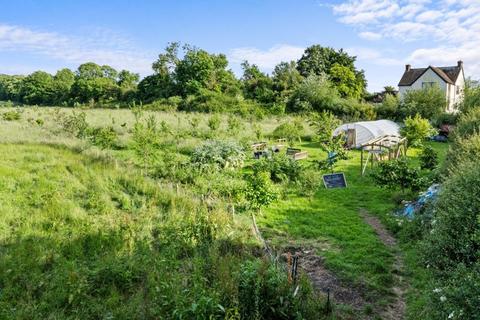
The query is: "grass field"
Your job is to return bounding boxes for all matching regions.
[0,106,451,319]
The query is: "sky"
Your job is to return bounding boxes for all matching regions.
[0,0,478,92]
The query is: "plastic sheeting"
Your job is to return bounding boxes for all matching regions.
[333,120,400,148]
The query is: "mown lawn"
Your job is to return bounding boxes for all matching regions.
[257,140,450,302]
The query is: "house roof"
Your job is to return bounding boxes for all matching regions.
[398,65,462,86]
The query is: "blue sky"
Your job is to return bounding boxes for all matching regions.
[0,0,478,91]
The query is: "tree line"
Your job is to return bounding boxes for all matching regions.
[0,43,374,119]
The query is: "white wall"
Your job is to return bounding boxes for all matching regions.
[399,68,455,112]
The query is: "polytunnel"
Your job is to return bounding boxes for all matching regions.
[333,120,401,148]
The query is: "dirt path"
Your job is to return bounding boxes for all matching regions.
[283,247,368,312]
[359,209,407,320]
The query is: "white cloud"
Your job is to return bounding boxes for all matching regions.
[332,0,480,80]
[346,47,403,66]
[358,31,382,41]
[229,44,305,70]
[0,23,154,75]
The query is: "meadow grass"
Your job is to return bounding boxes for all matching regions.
[257,140,449,303]
[0,106,450,319]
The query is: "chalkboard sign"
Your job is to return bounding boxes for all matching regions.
[323,173,347,189]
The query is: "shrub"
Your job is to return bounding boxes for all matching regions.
[401,114,436,147]
[244,172,279,210]
[62,111,89,138]
[272,119,305,145]
[207,114,221,132]
[191,140,245,171]
[87,126,118,149]
[188,115,201,136]
[2,109,21,121]
[419,145,438,170]
[295,168,323,197]
[459,80,480,113]
[227,115,243,136]
[441,132,480,176]
[375,93,399,120]
[251,153,302,183]
[131,115,161,170]
[433,112,458,127]
[453,106,480,140]
[398,86,446,120]
[421,161,480,319]
[371,158,426,192]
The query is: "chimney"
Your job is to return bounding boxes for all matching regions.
[457,60,463,68]
[405,64,411,71]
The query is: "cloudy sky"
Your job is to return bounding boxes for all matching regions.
[0,0,478,91]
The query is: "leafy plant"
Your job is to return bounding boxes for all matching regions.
[421,161,480,319]
[87,126,118,149]
[2,109,21,121]
[62,111,89,138]
[131,115,161,171]
[191,140,245,171]
[419,145,438,170]
[401,114,436,147]
[371,157,426,192]
[244,172,278,210]
[251,153,302,183]
[207,113,221,132]
[272,119,304,145]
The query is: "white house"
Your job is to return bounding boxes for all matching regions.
[398,61,465,112]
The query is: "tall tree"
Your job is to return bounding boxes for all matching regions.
[296,45,366,99]
[52,68,75,103]
[241,61,275,104]
[19,71,55,105]
[272,61,302,101]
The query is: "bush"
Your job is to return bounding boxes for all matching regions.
[2,109,21,121]
[441,132,480,176]
[375,93,399,120]
[371,158,426,192]
[401,114,436,147]
[244,172,279,210]
[271,119,304,145]
[398,86,446,120]
[191,140,245,171]
[419,145,438,170]
[295,168,323,197]
[433,112,458,127]
[459,81,480,113]
[421,161,480,319]
[87,126,118,149]
[62,111,89,138]
[207,114,221,132]
[453,106,480,140]
[251,153,302,183]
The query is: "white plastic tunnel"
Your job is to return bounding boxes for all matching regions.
[333,120,400,148]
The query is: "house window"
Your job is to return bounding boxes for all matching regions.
[422,82,436,89]
[456,86,460,95]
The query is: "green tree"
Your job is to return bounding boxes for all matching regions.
[272,61,302,101]
[52,68,75,103]
[401,114,436,147]
[244,172,278,210]
[0,74,24,101]
[71,62,120,103]
[287,75,341,114]
[399,85,446,120]
[296,44,366,98]
[329,63,363,99]
[19,71,55,105]
[241,61,275,104]
[460,79,480,113]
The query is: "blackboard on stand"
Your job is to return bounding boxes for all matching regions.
[323,173,347,189]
